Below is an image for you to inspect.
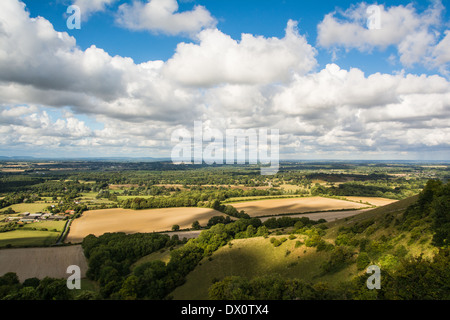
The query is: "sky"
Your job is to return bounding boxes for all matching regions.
[0,0,449,160]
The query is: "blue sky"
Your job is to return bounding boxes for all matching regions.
[22,0,446,73]
[0,0,449,160]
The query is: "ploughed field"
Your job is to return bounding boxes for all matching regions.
[66,207,225,243]
[0,245,88,282]
[230,196,379,217]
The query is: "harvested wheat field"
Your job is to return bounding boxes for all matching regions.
[344,196,398,207]
[0,245,88,281]
[231,196,369,217]
[66,207,224,243]
[258,209,371,223]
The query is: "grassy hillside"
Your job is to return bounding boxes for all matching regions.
[132,245,183,268]
[171,191,441,300]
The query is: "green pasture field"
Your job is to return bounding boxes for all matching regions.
[0,229,60,248]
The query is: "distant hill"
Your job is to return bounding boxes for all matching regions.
[0,156,36,160]
[0,156,170,162]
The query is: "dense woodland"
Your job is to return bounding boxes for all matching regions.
[0,273,76,300]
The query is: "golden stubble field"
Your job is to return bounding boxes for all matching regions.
[343,196,398,207]
[66,207,225,243]
[0,245,88,281]
[231,196,373,217]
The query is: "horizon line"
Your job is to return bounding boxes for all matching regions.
[0,156,449,163]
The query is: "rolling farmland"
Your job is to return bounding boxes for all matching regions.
[66,207,225,243]
[230,196,373,217]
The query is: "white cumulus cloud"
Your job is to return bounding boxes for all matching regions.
[116,0,216,36]
[317,1,448,72]
[164,20,317,86]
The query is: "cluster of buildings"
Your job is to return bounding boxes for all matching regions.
[3,210,76,224]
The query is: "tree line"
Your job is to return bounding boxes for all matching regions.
[0,272,91,300]
[311,182,419,199]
